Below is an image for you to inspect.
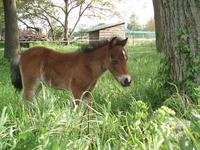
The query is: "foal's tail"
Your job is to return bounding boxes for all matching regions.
[11,54,23,91]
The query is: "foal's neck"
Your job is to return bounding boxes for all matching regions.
[81,45,109,77]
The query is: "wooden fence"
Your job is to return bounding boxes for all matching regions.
[0,38,155,49]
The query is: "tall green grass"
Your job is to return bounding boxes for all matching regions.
[0,44,199,149]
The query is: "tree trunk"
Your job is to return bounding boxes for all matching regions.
[3,0,19,60]
[64,0,69,43]
[152,0,163,52]
[158,0,200,95]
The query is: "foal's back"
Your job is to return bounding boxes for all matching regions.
[20,46,79,66]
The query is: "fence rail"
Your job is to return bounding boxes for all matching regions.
[0,38,155,48]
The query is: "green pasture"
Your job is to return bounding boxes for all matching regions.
[0,43,199,149]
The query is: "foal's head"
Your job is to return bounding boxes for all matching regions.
[106,37,132,87]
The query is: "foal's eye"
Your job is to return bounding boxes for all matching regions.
[111,55,118,64]
[111,59,118,64]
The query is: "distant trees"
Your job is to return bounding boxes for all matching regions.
[143,18,155,31]
[17,0,113,41]
[127,14,142,31]
[17,0,64,40]
[3,0,19,60]
[127,13,155,32]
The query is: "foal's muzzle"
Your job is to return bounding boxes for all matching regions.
[118,75,132,87]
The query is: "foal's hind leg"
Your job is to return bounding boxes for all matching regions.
[22,75,39,100]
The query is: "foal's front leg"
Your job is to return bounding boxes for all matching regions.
[71,82,95,135]
[72,88,92,109]
[71,87,83,105]
[71,81,94,106]
[82,83,96,135]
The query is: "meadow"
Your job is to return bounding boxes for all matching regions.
[0,42,199,150]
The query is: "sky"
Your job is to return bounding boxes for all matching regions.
[56,0,154,30]
[113,0,154,25]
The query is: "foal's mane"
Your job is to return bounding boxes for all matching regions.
[79,40,109,53]
[79,37,123,53]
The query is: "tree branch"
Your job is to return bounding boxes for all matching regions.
[36,3,65,28]
[18,17,39,31]
[69,1,93,37]
[68,0,85,15]
[50,4,65,13]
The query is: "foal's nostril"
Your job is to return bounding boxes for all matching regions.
[124,78,128,84]
[118,75,132,87]
[124,78,131,86]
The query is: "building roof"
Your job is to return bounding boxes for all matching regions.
[87,22,125,32]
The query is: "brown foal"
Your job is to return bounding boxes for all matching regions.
[11,37,132,105]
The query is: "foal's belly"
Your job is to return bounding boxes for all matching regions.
[40,72,71,91]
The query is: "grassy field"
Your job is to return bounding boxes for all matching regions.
[0,43,199,149]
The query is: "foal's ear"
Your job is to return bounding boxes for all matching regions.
[109,37,118,47]
[119,37,128,47]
